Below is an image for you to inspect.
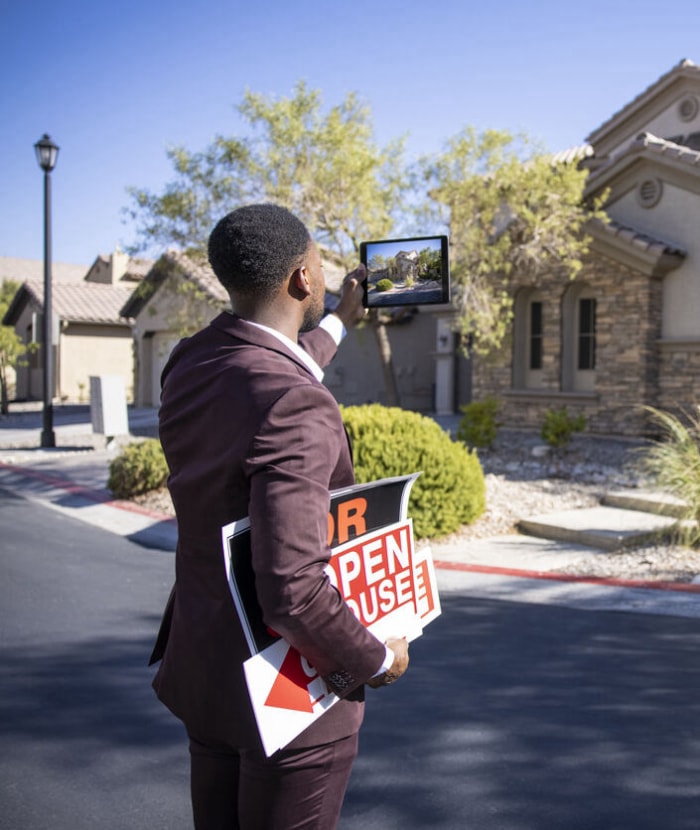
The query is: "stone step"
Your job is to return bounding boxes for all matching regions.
[517,505,679,552]
[603,488,688,518]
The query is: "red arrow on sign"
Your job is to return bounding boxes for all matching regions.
[264,648,325,713]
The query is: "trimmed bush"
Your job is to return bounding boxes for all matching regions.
[457,396,501,449]
[107,439,169,498]
[341,404,486,539]
[375,278,393,292]
[541,407,585,450]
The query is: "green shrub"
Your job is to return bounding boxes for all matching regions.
[541,407,585,449]
[639,406,700,545]
[341,404,486,539]
[107,439,169,498]
[375,278,393,292]
[457,396,500,449]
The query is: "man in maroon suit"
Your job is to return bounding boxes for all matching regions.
[153,204,409,829]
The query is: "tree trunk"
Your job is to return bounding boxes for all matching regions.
[368,310,400,407]
[0,372,8,416]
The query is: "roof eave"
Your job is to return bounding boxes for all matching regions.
[586,219,685,277]
[2,284,39,326]
[585,59,699,147]
[584,138,700,199]
[120,254,176,318]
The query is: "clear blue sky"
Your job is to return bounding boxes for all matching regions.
[365,237,442,261]
[3,0,699,266]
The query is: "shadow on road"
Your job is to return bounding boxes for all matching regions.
[0,631,179,753]
[341,595,700,829]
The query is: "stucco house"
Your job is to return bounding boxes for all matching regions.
[472,58,700,437]
[2,251,151,402]
[120,251,229,407]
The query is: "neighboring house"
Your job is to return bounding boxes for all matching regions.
[472,58,700,437]
[2,251,151,403]
[0,256,88,285]
[122,250,469,413]
[121,251,229,407]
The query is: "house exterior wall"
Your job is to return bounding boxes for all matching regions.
[471,254,664,436]
[59,324,134,402]
[324,312,452,412]
[131,291,220,407]
[9,305,133,403]
[10,302,39,400]
[607,182,700,338]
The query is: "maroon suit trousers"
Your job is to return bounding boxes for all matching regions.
[188,732,359,830]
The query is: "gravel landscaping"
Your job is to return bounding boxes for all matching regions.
[133,428,700,584]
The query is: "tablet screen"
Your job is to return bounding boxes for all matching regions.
[360,235,450,307]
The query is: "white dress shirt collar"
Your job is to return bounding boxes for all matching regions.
[245,320,326,382]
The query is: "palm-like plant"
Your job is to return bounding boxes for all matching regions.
[640,406,700,546]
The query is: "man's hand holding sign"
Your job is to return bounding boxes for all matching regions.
[367,638,409,688]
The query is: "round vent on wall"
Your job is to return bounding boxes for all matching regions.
[638,178,663,208]
[678,96,699,122]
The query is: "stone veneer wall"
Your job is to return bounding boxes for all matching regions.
[471,254,665,437]
[658,341,700,416]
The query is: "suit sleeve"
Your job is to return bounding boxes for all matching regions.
[244,383,385,695]
[298,325,337,369]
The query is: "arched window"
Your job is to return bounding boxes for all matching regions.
[562,283,596,392]
[513,288,544,389]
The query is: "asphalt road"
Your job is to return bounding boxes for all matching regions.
[2,488,700,829]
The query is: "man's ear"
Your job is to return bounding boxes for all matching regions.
[291,265,312,298]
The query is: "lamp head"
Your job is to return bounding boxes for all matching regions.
[34,134,59,172]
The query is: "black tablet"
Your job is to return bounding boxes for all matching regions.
[360,235,450,308]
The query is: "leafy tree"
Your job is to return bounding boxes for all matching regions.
[126,81,411,403]
[0,280,30,415]
[422,128,606,353]
[126,81,408,263]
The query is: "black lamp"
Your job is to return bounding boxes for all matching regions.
[34,133,59,448]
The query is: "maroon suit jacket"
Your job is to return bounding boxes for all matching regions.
[153,312,386,751]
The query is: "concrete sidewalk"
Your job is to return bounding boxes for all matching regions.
[2,404,700,618]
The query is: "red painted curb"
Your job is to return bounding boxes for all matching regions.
[0,462,176,523]
[3,461,699,594]
[433,559,700,594]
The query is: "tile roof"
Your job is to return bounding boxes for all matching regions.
[550,144,594,165]
[630,131,700,166]
[119,250,228,318]
[588,216,686,259]
[122,257,155,280]
[0,257,88,284]
[19,279,134,324]
[168,250,229,302]
[586,59,700,145]
[585,131,700,192]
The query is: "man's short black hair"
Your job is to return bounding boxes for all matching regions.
[208,204,311,299]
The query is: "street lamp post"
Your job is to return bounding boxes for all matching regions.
[34,133,59,448]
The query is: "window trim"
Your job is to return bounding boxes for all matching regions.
[562,282,597,392]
